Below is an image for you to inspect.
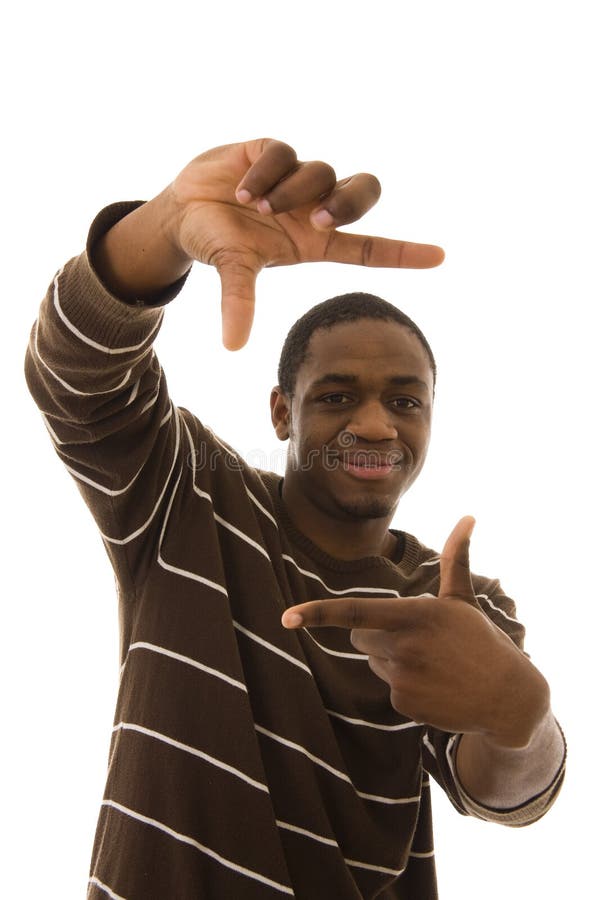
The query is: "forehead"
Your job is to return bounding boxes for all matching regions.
[296,319,433,392]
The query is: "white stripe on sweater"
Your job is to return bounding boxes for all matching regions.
[477,593,520,624]
[53,264,164,353]
[325,709,420,732]
[140,386,161,416]
[101,799,294,895]
[276,820,406,877]
[127,379,140,406]
[302,628,368,661]
[44,398,172,495]
[65,460,145,498]
[34,320,134,397]
[282,554,402,598]
[41,413,64,445]
[102,404,181,545]
[344,856,406,877]
[422,731,437,759]
[155,449,229,595]
[205,432,281,529]
[119,641,413,739]
[119,639,413,739]
[113,721,269,793]
[214,511,272,559]
[182,418,272,561]
[233,622,313,676]
[255,724,420,806]
[156,477,228,592]
[87,876,127,900]
[121,641,247,691]
[247,486,278,527]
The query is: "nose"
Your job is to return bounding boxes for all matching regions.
[344,401,398,442]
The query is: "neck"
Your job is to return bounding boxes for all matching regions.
[280,477,398,561]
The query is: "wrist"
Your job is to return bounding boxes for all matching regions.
[155,184,193,267]
[485,675,551,750]
[92,189,192,304]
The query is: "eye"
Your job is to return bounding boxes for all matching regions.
[319,394,421,409]
[392,397,420,409]
[320,393,350,404]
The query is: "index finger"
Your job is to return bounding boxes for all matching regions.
[281,597,410,630]
[323,230,445,269]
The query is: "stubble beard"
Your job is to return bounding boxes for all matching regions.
[331,492,397,521]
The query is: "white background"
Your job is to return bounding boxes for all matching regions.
[3,1,598,897]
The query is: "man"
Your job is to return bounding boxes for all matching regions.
[26,138,566,899]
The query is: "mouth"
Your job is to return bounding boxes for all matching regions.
[339,453,404,481]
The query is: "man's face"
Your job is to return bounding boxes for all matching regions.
[271,319,434,522]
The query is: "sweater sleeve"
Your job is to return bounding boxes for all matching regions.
[421,577,567,826]
[24,201,192,596]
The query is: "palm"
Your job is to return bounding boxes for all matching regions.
[173,141,335,272]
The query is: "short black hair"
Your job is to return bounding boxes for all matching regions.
[277,292,436,398]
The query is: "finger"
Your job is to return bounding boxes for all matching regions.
[235,140,299,203]
[218,260,259,350]
[438,516,477,602]
[349,628,395,656]
[309,173,381,230]
[321,230,445,269]
[281,597,413,630]
[254,161,337,215]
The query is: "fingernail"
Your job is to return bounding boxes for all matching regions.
[236,188,253,204]
[257,198,273,215]
[282,612,303,628]
[311,209,334,230]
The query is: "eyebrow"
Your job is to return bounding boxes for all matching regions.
[308,373,430,391]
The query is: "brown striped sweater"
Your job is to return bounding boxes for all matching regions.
[25,202,566,900]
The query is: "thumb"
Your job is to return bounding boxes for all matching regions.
[438,516,477,603]
[218,260,259,351]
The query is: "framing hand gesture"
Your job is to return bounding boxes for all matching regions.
[169,138,444,349]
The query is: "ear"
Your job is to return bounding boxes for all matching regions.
[270,387,291,441]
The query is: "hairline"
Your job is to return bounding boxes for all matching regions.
[282,316,436,400]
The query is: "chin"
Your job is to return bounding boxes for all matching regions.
[334,495,397,520]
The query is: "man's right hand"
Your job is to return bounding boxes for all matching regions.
[97,138,445,350]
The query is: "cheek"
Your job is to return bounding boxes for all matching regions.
[405,420,431,459]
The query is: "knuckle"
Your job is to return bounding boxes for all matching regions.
[348,601,364,628]
[362,172,382,199]
[330,192,362,222]
[361,238,374,266]
[312,602,325,628]
[312,161,337,187]
[269,140,298,166]
[244,141,298,195]
[266,160,337,211]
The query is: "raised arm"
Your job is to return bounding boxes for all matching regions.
[25,137,445,591]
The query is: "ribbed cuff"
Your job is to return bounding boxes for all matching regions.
[86,200,192,309]
[446,720,567,827]
[51,201,191,351]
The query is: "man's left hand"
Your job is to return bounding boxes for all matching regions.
[282,517,550,748]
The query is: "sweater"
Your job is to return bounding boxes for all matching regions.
[25,202,566,899]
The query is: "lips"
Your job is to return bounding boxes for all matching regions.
[337,451,404,481]
[341,453,403,467]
